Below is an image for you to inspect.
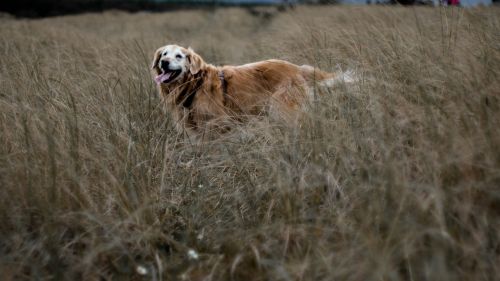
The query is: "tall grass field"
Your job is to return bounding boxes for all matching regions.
[1,6,499,280]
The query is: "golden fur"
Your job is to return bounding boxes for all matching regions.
[152,44,337,135]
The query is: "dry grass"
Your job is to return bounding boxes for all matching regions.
[1,5,499,281]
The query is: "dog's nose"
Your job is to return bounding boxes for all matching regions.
[160,60,170,71]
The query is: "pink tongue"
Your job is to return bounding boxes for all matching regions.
[154,72,172,84]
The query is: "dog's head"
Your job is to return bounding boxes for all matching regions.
[152,44,205,85]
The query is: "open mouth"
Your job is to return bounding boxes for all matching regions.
[155,69,182,84]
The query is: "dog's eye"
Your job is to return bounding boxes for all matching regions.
[176,54,182,59]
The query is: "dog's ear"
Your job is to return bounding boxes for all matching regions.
[151,47,162,71]
[187,47,205,75]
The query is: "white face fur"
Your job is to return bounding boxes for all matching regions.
[156,45,189,84]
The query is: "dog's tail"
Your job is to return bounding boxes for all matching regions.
[319,69,357,87]
[301,64,358,87]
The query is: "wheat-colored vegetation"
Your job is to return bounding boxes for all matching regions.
[1,5,499,280]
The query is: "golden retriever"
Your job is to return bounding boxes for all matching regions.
[151,44,347,135]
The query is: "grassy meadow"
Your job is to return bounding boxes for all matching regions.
[1,5,499,280]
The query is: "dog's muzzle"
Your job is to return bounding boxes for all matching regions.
[155,62,182,84]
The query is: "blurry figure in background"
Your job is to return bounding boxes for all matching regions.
[448,0,460,5]
[281,0,296,9]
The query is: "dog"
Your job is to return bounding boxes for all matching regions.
[151,44,349,135]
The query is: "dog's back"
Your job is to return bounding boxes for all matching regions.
[223,59,334,93]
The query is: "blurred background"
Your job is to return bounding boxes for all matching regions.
[0,0,495,17]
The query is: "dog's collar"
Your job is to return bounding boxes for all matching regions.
[179,74,204,108]
[219,70,228,96]
[179,71,226,109]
